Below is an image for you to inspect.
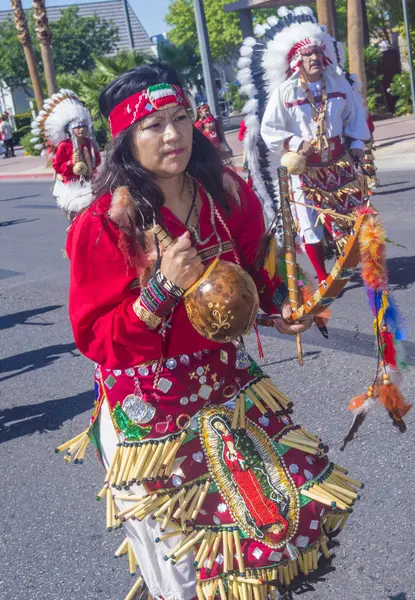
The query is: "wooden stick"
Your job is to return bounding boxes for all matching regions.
[55,429,88,453]
[114,537,129,557]
[124,576,143,600]
[222,529,229,574]
[231,396,241,430]
[190,479,211,521]
[128,541,137,574]
[233,529,245,574]
[278,166,303,366]
[244,388,267,416]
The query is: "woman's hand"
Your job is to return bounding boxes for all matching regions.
[280,297,292,322]
[274,298,312,335]
[273,317,312,336]
[160,231,204,290]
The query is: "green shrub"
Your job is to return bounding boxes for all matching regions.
[14,111,32,129]
[390,71,414,115]
[20,131,41,156]
[224,83,246,113]
[364,45,386,114]
[13,127,30,145]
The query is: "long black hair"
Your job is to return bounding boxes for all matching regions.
[94,62,228,233]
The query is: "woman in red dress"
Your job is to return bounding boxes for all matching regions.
[58,63,363,600]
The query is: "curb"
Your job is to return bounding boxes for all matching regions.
[0,173,54,181]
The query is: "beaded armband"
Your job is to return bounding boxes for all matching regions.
[133,271,184,329]
[272,281,289,310]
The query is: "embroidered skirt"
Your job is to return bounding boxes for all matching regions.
[57,344,362,600]
[293,139,366,244]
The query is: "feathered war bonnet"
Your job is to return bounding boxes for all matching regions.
[30,89,95,156]
[236,6,343,237]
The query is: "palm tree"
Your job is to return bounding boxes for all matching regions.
[316,0,336,36]
[11,0,44,109]
[157,42,203,90]
[57,51,153,145]
[32,0,57,95]
[348,0,366,96]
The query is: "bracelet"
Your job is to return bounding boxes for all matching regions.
[155,270,184,299]
[132,298,162,330]
[139,273,180,319]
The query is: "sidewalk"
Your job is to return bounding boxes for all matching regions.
[0,115,413,181]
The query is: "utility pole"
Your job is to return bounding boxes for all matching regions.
[11,0,44,110]
[316,0,336,37]
[193,0,232,156]
[32,0,58,95]
[402,0,415,118]
[347,0,366,97]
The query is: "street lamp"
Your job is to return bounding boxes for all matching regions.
[193,0,233,157]
[402,0,415,118]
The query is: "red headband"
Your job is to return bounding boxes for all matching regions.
[108,83,190,138]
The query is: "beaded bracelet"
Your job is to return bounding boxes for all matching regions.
[136,271,183,327]
[155,270,184,300]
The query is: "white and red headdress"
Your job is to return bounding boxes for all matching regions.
[236,6,347,237]
[30,89,95,156]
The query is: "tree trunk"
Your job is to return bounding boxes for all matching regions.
[347,0,366,97]
[11,0,44,110]
[316,0,336,37]
[32,0,57,95]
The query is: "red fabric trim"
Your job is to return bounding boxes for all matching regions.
[285,91,346,109]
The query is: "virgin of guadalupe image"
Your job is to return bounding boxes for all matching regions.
[210,416,290,540]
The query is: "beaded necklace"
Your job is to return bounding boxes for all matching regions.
[300,75,329,154]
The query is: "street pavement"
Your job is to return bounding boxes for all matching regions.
[1,164,415,600]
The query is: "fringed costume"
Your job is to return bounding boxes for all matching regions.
[237,6,410,445]
[238,6,370,282]
[56,80,364,600]
[30,89,101,216]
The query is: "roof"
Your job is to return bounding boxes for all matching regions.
[0,0,153,54]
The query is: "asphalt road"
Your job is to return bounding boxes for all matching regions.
[0,171,414,600]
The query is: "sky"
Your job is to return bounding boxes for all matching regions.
[0,0,171,37]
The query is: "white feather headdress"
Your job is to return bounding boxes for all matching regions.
[237,6,351,238]
[30,89,94,157]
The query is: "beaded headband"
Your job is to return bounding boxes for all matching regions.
[287,38,331,75]
[108,83,192,138]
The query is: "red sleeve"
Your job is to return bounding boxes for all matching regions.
[95,149,102,168]
[67,197,163,368]
[53,141,74,178]
[194,121,203,131]
[226,170,288,314]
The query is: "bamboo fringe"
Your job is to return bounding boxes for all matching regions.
[111,478,211,531]
[55,429,91,464]
[124,576,144,600]
[278,426,328,457]
[194,521,343,600]
[300,465,362,511]
[240,378,293,422]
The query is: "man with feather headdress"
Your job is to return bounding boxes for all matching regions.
[238,6,370,282]
[30,90,101,219]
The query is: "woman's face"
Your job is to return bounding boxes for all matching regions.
[132,105,193,178]
[213,420,227,433]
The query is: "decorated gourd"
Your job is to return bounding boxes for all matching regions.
[184,258,259,343]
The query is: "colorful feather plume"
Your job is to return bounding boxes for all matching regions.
[359,214,388,290]
[344,214,411,446]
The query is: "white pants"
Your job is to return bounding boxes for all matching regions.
[98,400,197,600]
[291,175,324,244]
